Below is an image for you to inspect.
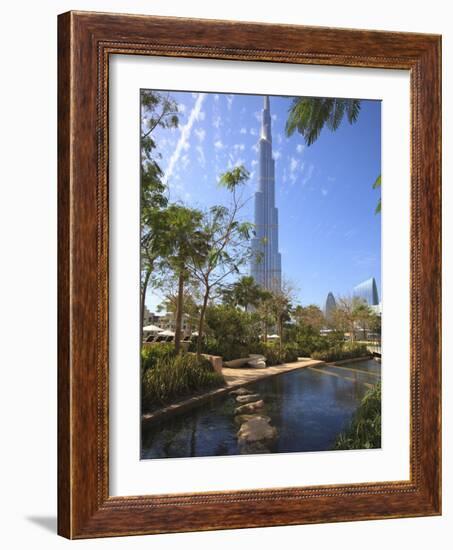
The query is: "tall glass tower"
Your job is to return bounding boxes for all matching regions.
[250,96,282,292]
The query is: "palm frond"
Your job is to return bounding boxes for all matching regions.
[286,97,362,146]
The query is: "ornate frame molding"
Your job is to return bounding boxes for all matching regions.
[58,11,441,538]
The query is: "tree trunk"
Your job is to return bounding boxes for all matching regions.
[140,267,152,342]
[174,270,185,354]
[196,288,210,359]
[278,317,283,352]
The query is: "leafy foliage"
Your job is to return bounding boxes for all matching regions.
[311,343,370,362]
[202,305,261,360]
[373,174,382,214]
[221,275,265,312]
[334,383,381,450]
[285,97,361,146]
[141,350,225,411]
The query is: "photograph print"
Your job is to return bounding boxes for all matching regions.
[140,89,382,459]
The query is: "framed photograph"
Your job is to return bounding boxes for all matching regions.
[58,11,441,538]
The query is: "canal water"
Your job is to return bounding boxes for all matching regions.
[141,359,381,459]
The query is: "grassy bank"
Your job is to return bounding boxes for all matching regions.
[334,383,381,450]
[141,344,225,412]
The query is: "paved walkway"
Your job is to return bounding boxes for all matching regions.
[222,357,324,387]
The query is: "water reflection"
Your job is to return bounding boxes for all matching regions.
[141,359,381,459]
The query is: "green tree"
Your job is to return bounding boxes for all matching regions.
[140,91,180,337]
[187,166,254,357]
[268,280,295,351]
[293,304,325,333]
[204,305,261,360]
[158,205,207,354]
[331,295,373,342]
[157,281,201,337]
[221,275,264,312]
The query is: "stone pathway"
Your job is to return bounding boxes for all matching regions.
[222,357,324,387]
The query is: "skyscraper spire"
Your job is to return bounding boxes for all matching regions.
[250,96,282,292]
[261,95,272,142]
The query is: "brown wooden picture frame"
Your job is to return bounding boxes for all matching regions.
[58,10,441,539]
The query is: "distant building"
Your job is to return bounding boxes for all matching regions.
[143,306,160,327]
[324,292,337,321]
[145,311,194,335]
[353,277,379,306]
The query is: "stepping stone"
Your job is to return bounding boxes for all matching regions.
[234,414,271,426]
[236,393,260,404]
[237,417,277,443]
[235,400,264,415]
[229,387,253,396]
[238,440,271,454]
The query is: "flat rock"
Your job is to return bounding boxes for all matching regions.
[236,393,260,404]
[234,414,271,426]
[237,417,277,442]
[246,359,267,369]
[234,400,264,415]
[229,387,253,396]
[238,440,271,454]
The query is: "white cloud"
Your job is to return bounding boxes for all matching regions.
[290,157,299,173]
[197,110,206,121]
[251,159,258,167]
[181,154,190,170]
[271,113,277,121]
[240,127,247,134]
[212,115,222,129]
[214,139,224,150]
[252,143,259,153]
[321,188,328,196]
[228,155,245,169]
[250,127,258,136]
[164,93,206,184]
[277,133,283,144]
[214,94,220,102]
[274,150,282,160]
[196,145,206,167]
[233,143,245,152]
[296,144,305,154]
[194,128,206,143]
[302,163,315,186]
[226,95,234,111]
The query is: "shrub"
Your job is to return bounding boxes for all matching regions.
[141,343,175,374]
[334,383,381,450]
[249,342,299,366]
[201,305,261,360]
[141,352,225,411]
[311,343,369,362]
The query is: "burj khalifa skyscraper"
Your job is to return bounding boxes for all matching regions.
[250,96,282,292]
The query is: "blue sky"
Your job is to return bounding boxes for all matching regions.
[144,90,381,311]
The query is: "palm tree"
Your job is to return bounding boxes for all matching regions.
[285,97,381,214]
[373,174,381,214]
[285,97,361,146]
[222,275,264,312]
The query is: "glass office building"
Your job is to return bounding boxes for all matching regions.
[352,277,380,306]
